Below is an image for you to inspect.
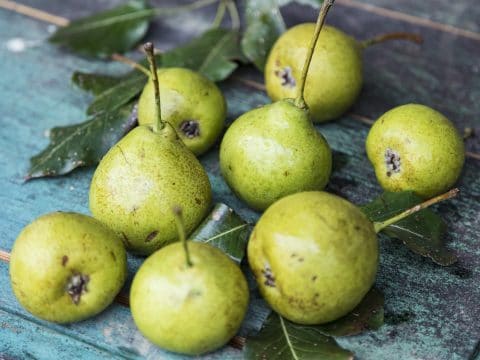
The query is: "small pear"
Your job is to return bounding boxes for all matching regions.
[366,104,465,198]
[219,1,334,211]
[130,208,249,355]
[248,191,378,324]
[220,99,331,210]
[89,43,212,255]
[138,67,227,156]
[10,212,127,323]
[265,25,421,122]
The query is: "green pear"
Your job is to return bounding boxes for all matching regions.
[220,99,331,211]
[265,24,421,123]
[220,2,335,211]
[130,209,249,355]
[9,212,127,324]
[137,67,226,156]
[248,191,378,324]
[89,124,212,255]
[265,24,362,123]
[366,104,465,198]
[90,43,212,256]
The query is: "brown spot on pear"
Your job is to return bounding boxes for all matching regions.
[366,104,465,198]
[137,68,226,156]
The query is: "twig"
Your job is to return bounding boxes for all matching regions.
[373,188,459,233]
[111,53,149,75]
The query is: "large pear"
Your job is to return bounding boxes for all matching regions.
[248,191,378,324]
[89,124,212,255]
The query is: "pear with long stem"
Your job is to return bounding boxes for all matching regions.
[89,42,212,256]
[219,0,335,211]
[265,21,422,123]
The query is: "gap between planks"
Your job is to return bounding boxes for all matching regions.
[232,78,480,161]
[0,249,246,350]
[1,0,480,42]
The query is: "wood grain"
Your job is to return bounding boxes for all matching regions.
[0,1,479,359]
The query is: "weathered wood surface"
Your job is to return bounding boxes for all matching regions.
[0,0,479,359]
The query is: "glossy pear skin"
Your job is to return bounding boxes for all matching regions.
[220,100,332,211]
[265,24,363,122]
[89,124,212,255]
[130,242,249,355]
[10,212,127,324]
[366,104,465,198]
[138,68,227,155]
[248,192,378,325]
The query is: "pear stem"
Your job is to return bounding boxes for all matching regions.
[111,53,149,76]
[173,206,193,268]
[144,42,165,133]
[360,32,423,49]
[373,188,459,233]
[211,0,227,28]
[294,0,335,110]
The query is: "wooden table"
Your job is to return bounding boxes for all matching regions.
[0,0,479,358]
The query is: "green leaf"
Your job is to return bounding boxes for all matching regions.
[245,313,354,360]
[361,191,457,266]
[26,105,136,180]
[241,0,324,71]
[49,0,154,58]
[241,0,286,71]
[86,71,147,115]
[72,71,126,96]
[162,28,247,82]
[190,203,251,263]
[317,288,384,337]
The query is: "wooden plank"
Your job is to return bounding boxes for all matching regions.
[0,0,479,359]
[340,0,480,34]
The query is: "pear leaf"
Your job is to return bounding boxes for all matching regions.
[245,313,354,360]
[317,288,384,337]
[49,0,154,58]
[241,0,286,71]
[72,71,126,96]
[86,72,147,115]
[361,191,457,266]
[241,0,324,71]
[26,104,137,180]
[161,28,247,82]
[190,204,251,263]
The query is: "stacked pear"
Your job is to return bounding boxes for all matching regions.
[220,1,335,211]
[89,43,212,255]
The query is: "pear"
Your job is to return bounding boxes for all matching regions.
[248,189,458,324]
[220,99,331,210]
[137,67,227,156]
[265,24,421,122]
[10,212,127,324]
[130,208,249,355]
[89,43,212,255]
[366,104,465,198]
[248,191,378,324]
[219,1,334,211]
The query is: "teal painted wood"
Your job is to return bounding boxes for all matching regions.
[0,1,479,359]
[347,0,480,33]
